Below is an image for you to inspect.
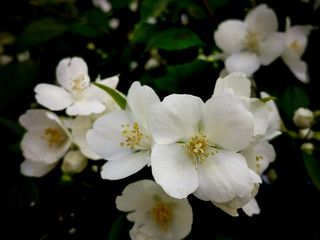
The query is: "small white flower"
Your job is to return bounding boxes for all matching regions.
[19,109,72,177]
[92,0,111,13]
[35,57,119,116]
[293,107,314,129]
[214,4,286,76]
[86,81,160,180]
[116,179,193,240]
[281,18,313,83]
[149,91,261,204]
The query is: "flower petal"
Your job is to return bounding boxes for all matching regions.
[66,100,106,116]
[214,20,246,53]
[21,128,71,164]
[86,111,135,160]
[101,150,150,180]
[149,94,204,144]
[225,52,260,77]
[72,116,101,160]
[282,47,309,83]
[244,4,278,38]
[213,72,251,98]
[193,150,254,202]
[34,83,73,111]
[20,159,58,177]
[242,198,260,216]
[126,81,160,130]
[259,32,286,65]
[204,93,254,152]
[151,143,198,199]
[56,57,89,91]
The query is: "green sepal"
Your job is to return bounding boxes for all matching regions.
[260,96,277,103]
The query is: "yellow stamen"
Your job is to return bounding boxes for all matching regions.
[120,122,143,149]
[41,128,64,147]
[152,202,172,231]
[182,132,216,168]
[243,32,260,52]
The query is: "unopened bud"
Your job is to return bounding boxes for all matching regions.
[293,108,314,129]
[61,150,88,174]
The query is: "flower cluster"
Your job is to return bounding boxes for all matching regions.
[213,4,313,83]
[18,51,282,239]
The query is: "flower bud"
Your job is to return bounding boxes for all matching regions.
[300,142,314,155]
[61,150,88,174]
[293,108,313,129]
[298,128,314,139]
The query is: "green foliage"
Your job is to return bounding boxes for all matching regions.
[16,17,81,49]
[302,151,320,191]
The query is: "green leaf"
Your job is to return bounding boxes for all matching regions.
[108,214,127,240]
[147,27,206,51]
[92,82,126,110]
[0,117,25,136]
[17,17,81,48]
[72,8,110,38]
[139,0,173,22]
[130,23,161,44]
[277,85,310,120]
[302,151,320,191]
[206,0,231,11]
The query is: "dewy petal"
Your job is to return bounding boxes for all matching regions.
[100,150,150,180]
[34,84,73,111]
[244,4,278,38]
[56,57,89,91]
[20,159,59,177]
[204,93,254,152]
[259,32,286,65]
[214,20,247,53]
[86,111,135,161]
[225,52,260,77]
[66,100,105,116]
[282,47,309,83]
[193,150,255,203]
[126,81,160,130]
[151,143,198,199]
[149,94,204,145]
[213,72,251,98]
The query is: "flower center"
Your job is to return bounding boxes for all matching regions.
[41,128,65,147]
[243,32,260,52]
[71,75,87,100]
[181,132,218,168]
[255,155,264,170]
[152,202,172,232]
[120,123,150,150]
[289,40,301,56]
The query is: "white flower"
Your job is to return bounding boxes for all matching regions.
[293,107,314,129]
[116,179,193,240]
[214,4,285,76]
[19,109,72,177]
[35,57,119,116]
[61,150,88,174]
[86,81,160,180]
[281,18,313,83]
[149,92,261,204]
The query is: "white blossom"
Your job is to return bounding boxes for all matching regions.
[19,109,72,177]
[86,81,160,180]
[35,57,119,116]
[116,179,193,240]
[214,4,285,76]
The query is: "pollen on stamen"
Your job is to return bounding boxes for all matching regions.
[120,122,143,150]
[152,202,172,232]
[41,128,64,147]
